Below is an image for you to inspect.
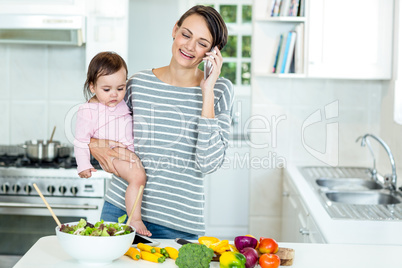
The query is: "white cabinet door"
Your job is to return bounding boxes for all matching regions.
[204,145,250,239]
[281,174,302,242]
[282,174,308,242]
[306,215,326,243]
[281,173,325,243]
[307,0,393,79]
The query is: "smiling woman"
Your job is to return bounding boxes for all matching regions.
[89,5,234,239]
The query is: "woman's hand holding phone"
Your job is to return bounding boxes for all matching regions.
[202,46,222,84]
[200,46,223,118]
[204,48,216,80]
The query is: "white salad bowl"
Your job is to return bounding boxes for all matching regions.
[55,221,136,265]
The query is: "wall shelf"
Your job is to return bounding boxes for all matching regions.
[254,72,306,78]
[255,16,306,22]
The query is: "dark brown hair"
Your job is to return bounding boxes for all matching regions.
[177,5,228,50]
[83,51,128,101]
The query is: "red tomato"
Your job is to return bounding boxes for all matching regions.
[258,237,279,254]
[259,253,280,268]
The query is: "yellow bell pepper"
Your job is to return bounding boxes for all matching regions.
[219,251,246,268]
[229,244,239,252]
[198,236,220,248]
[210,240,231,254]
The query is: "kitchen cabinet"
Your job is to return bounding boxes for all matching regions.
[252,0,393,79]
[203,143,250,239]
[85,0,129,67]
[281,172,325,243]
[0,0,85,15]
[307,0,393,79]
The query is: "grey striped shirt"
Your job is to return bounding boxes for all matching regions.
[104,69,233,235]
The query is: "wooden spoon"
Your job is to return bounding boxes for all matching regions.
[33,183,61,228]
[49,126,56,143]
[127,185,144,226]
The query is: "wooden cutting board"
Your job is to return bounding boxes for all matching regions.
[211,247,295,266]
[276,247,295,266]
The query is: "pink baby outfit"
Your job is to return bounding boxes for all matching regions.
[74,101,134,174]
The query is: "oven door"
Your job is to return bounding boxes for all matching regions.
[0,196,104,256]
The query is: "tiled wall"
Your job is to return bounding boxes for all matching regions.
[249,77,384,239]
[0,44,86,145]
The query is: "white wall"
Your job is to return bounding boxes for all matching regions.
[248,78,385,239]
[379,0,402,187]
[0,0,182,145]
[127,0,184,74]
[0,44,86,144]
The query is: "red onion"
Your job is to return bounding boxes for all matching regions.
[234,236,258,251]
[240,247,259,268]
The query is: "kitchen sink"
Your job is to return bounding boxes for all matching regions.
[325,191,401,205]
[316,178,383,190]
[299,166,402,220]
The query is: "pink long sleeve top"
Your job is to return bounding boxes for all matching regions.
[73,101,134,174]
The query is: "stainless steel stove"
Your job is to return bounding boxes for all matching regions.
[0,145,112,257]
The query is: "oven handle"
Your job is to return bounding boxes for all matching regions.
[0,202,98,210]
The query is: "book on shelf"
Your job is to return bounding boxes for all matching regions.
[294,23,304,74]
[274,33,288,73]
[272,23,304,74]
[269,0,277,16]
[297,0,305,17]
[270,0,281,17]
[280,0,291,17]
[272,34,284,73]
[281,31,296,73]
[288,0,300,16]
[269,0,304,17]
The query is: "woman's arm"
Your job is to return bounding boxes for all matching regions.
[195,78,234,174]
[88,138,134,177]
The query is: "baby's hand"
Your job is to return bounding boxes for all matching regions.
[79,168,97,179]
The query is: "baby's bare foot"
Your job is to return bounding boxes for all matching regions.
[130,220,152,236]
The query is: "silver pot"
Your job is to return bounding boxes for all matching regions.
[22,139,62,162]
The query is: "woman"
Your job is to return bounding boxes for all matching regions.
[89,5,233,239]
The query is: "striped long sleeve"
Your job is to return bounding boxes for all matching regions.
[104,69,233,235]
[195,80,233,174]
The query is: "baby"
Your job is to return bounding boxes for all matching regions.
[74,51,150,236]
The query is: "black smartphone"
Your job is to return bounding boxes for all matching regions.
[132,233,160,247]
[204,48,216,80]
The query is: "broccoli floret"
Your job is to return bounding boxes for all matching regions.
[175,243,214,268]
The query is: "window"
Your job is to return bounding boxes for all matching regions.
[190,0,252,87]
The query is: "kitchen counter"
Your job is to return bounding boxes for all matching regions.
[14,236,402,267]
[286,164,402,245]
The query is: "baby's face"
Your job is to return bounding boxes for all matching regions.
[90,67,127,107]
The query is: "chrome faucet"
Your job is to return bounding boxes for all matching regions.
[356,134,397,191]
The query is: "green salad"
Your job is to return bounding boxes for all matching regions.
[59,214,134,236]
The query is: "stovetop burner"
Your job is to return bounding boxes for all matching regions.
[0,146,101,170]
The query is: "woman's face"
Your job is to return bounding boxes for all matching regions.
[172,14,213,68]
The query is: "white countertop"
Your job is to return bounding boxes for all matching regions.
[14,236,402,268]
[286,164,402,245]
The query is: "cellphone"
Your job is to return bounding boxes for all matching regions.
[132,233,160,247]
[204,48,216,80]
